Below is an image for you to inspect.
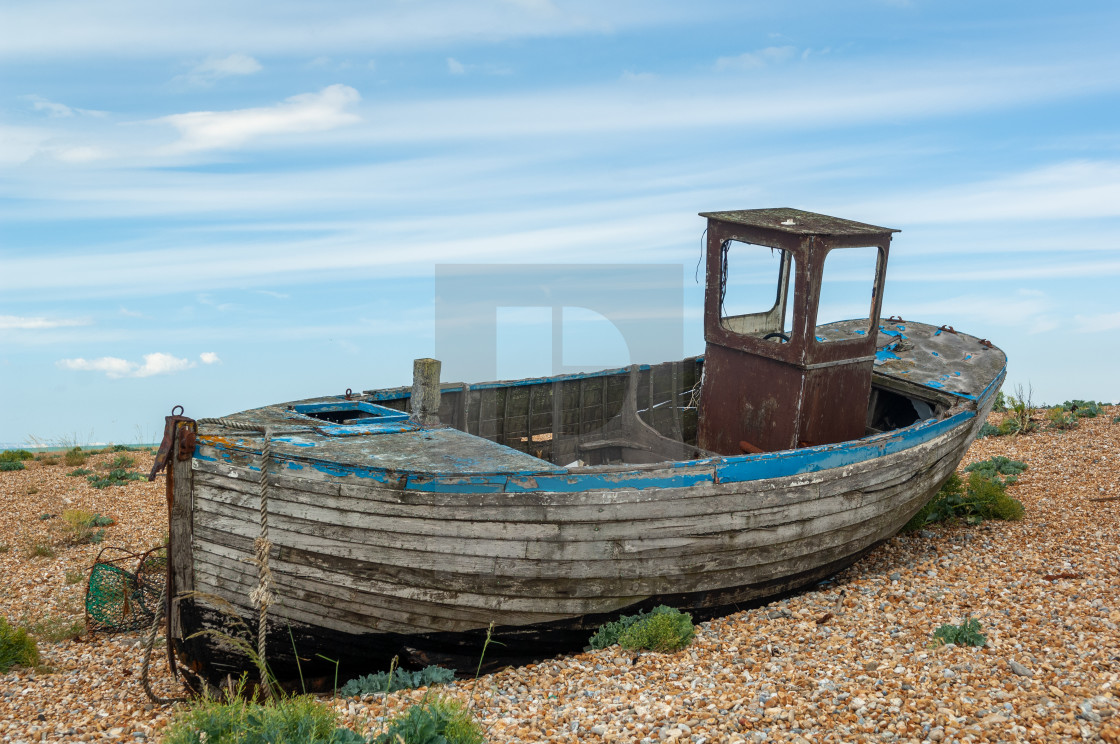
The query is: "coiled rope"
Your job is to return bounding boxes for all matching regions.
[196,417,276,699]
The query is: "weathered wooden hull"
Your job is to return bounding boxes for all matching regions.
[168,350,1004,687]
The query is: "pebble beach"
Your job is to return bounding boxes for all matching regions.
[1,407,1117,743]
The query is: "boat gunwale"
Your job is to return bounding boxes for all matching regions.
[194,365,1003,494]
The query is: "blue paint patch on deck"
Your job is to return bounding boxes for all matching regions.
[876,349,901,362]
[272,437,316,447]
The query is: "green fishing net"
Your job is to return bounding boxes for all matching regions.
[85,546,167,633]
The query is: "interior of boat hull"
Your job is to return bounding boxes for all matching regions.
[365,352,950,468]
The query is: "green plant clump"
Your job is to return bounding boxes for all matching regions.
[618,609,696,652]
[87,468,145,489]
[68,468,94,476]
[0,449,34,462]
[107,453,137,469]
[0,461,25,471]
[976,422,1000,439]
[373,697,484,744]
[162,692,365,744]
[1058,399,1106,419]
[1046,407,1079,430]
[991,390,1008,413]
[29,541,56,558]
[963,456,1029,486]
[0,615,41,673]
[61,509,113,544]
[589,605,694,651]
[904,471,1025,531]
[932,617,986,647]
[63,447,88,467]
[26,615,85,643]
[341,665,456,696]
[36,454,60,466]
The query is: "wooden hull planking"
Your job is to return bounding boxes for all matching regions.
[169,361,1002,685]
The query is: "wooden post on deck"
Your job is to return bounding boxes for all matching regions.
[411,358,442,426]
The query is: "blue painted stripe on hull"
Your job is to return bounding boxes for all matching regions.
[198,408,975,495]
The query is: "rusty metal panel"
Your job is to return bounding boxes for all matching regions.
[696,345,802,455]
[797,360,875,447]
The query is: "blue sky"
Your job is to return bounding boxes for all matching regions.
[2,0,1119,446]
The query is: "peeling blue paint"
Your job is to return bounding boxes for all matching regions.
[199,409,977,495]
[272,437,316,447]
[876,349,901,362]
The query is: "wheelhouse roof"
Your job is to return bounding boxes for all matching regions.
[699,208,898,237]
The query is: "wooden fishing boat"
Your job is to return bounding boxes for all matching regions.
[157,209,1006,687]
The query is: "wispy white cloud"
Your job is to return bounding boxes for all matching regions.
[0,315,91,330]
[844,160,1120,224]
[0,1,675,58]
[156,84,361,152]
[25,95,108,118]
[714,46,797,71]
[57,351,195,378]
[886,292,1060,334]
[1074,311,1120,332]
[178,53,263,85]
[199,351,221,364]
[445,57,511,76]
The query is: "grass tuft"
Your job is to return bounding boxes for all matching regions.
[25,615,85,643]
[29,540,56,558]
[0,616,41,673]
[162,685,365,744]
[61,509,113,545]
[106,453,137,469]
[63,447,88,467]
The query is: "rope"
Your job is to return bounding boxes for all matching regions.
[197,417,276,699]
[140,586,187,705]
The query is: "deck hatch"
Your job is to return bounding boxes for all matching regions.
[290,401,410,425]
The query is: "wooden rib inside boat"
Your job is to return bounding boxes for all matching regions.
[159,208,1007,689]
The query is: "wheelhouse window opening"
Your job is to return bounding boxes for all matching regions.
[718,240,797,343]
[815,245,883,341]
